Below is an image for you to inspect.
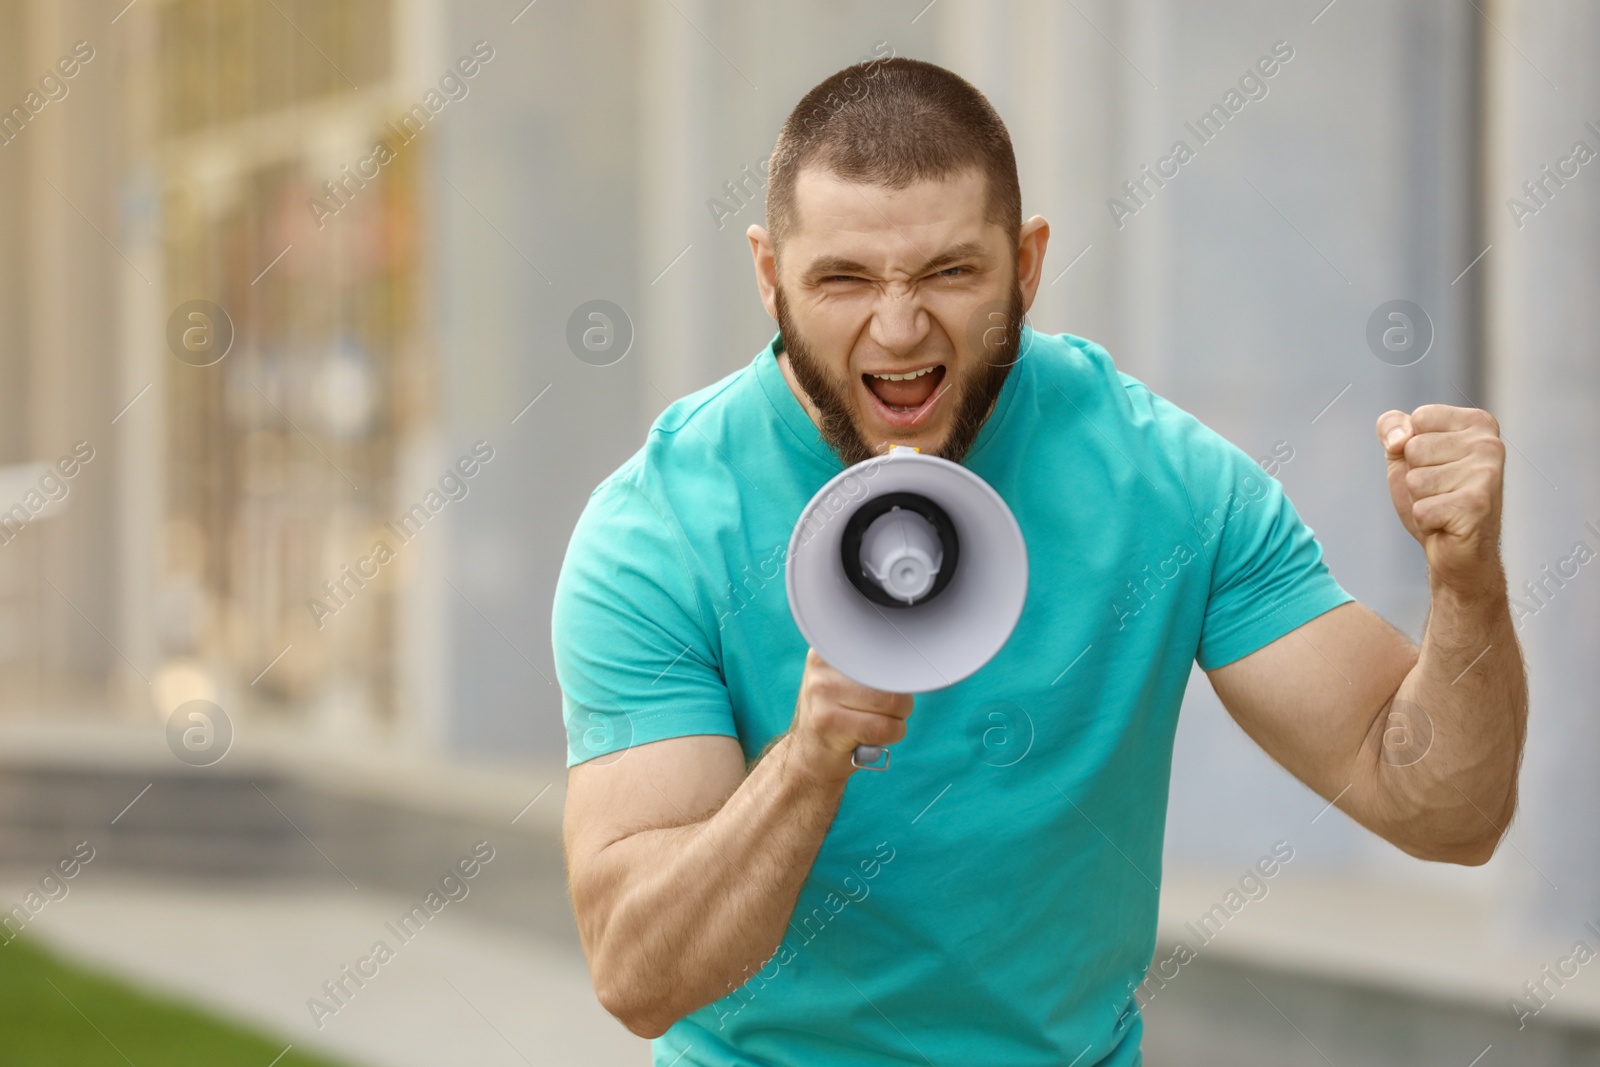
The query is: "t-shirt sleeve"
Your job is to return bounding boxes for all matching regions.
[551,477,737,767]
[1145,392,1355,671]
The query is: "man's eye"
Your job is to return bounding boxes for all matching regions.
[935,266,970,278]
[823,275,863,284]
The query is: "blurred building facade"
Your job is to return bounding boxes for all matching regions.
[2,0,447,743]
[1,0,1597,1008]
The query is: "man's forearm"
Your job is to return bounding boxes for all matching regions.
[1378,569,1528,861]
[583,732,847,1037]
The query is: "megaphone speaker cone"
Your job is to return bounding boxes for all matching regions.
[786,448,1028,695]
[840,491,960,608]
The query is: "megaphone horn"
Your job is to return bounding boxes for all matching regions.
[785,446,1029,770]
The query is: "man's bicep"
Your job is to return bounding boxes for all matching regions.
[1205,601,1416,802]
[563,733,748,866]
[562,733,747,957]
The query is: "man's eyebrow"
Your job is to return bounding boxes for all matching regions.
[801,241,992,281]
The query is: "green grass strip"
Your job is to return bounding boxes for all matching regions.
[0,934,350,1066]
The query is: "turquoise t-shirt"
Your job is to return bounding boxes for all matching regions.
[552,327,1352,1066]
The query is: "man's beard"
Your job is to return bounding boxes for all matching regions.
[774,280,1023,467]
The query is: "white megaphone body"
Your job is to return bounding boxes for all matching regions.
[785,446,1029,770]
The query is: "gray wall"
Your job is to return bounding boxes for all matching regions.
[1485,0,1600,941]
[432,0,647,754]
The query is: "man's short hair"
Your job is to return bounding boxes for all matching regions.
[765,57,1022,254]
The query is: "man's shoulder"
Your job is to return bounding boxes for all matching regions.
[1023,328,1248,493]
[1025,329,1142,396]
[1024,328,1177,428]
[592,352,765,492]
[1036,329,1209,435]
[647,355,763,440]
[1023,327,1109,378]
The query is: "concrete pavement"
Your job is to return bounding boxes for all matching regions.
[3,874,652,1067]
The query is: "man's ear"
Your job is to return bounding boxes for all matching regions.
[1015,215,1051,313]
[748,224,779,322]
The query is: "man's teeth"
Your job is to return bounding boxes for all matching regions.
[869,366,938,382]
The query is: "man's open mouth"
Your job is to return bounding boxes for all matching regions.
[862,364,946,419]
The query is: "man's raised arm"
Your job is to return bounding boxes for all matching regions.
[1205,404,1527,864]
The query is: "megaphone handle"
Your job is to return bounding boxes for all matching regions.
[852,745,890,771]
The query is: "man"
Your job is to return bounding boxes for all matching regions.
[552,58,1526,1066]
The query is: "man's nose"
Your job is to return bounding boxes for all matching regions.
[868,288,930,355]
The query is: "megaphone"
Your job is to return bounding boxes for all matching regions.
[785,446,1028,770]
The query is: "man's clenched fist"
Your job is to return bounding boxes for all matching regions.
[1377,404,1506,590]
[787,650,913,783]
